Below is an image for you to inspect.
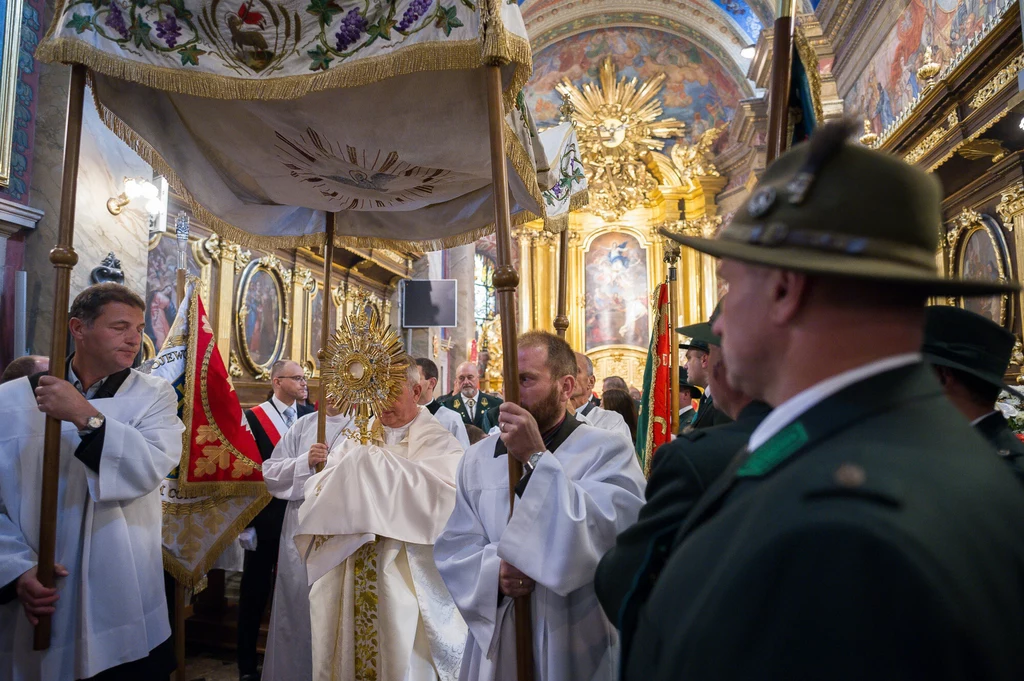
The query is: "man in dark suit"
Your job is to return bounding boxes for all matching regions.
[679,307,732,431]
[676,367,702,425]
[596,297,769,663]
[237,359,313,681]
[627,121,1024,681]
[922,305,1024,480]
[441,360,502,429]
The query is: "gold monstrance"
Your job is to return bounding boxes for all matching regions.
[320,301,407,445]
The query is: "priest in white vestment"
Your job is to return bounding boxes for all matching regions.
[294,357,468,681]
[261,403,353,681]
[435,332,646,681]
[0,284,183,681]
[570,351,632,440]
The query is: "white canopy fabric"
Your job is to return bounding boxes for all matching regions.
[37,0,586,249]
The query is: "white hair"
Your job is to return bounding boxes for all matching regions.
[403,356,420,387]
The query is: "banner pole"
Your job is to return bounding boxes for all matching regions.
[315,213,336,472]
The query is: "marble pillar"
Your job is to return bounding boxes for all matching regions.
[447,243,475,393]
[21,27,152,355]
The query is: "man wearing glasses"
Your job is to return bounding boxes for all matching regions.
[238,359,314,681]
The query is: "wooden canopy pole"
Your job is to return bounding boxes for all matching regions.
[485,64,535,681]
[765,0,795,164]
[553,229,569,339]
[34,63,87,650]
[315,212,336,472]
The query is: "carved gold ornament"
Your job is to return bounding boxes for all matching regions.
[321,299,407,443]
[917,46,941,85]
[556,57,686,220]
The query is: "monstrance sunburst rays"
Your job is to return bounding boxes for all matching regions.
[556,57,687,220]
[321,300,407,443]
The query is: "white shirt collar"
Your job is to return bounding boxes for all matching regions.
[748,353,922,452]
[272,394,296,415]
[971,411,999,427]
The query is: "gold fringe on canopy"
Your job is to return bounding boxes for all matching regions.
[542,190,589,233]
[37,0,531,110]
[92,81,547,252]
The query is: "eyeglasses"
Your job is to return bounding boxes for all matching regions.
[279,375,307,383]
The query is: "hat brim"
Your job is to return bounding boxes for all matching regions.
[662,230,1020,297]
[922,352,1024,398]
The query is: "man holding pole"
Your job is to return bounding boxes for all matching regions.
[0,282,183,681]
[435,331,646,681]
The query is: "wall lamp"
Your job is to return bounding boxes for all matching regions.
[107,177,164,216]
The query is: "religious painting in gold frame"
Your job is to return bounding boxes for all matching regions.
[235,255,291,379]
[143,231,212,360]
[950,212,1012,329]
[584,230,651,351]
[0,0,23,187]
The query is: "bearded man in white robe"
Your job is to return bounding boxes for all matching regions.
[261,402,353,681]
[294,356,467,681]
[0,283,183,681]
[434,331,646,681]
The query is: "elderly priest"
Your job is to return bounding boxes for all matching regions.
[294,355,467,681]
[0,283,183,681]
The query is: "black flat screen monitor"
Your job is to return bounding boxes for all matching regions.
[401,279,457,328]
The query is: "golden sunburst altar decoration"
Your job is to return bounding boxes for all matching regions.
[556,56,687,221]
[321,296,407,444]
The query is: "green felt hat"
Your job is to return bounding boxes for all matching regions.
[922,305,1017,393]
[661,122,1019,297]
[678,301,723,350]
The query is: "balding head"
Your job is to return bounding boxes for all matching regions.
[1,355,48,384]
[454,361,480,398]
[571,351,595,409]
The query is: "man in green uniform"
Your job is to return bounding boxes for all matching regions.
[595,298,770,664]
[922,305,1024,480]
[680,310,734,432]
[626,121,1024,681]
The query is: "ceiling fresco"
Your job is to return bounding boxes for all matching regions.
[525,27,746,143]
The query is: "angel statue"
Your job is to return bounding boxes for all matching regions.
[671,125,726,187]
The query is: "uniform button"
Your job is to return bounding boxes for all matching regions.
[834,463,866,488]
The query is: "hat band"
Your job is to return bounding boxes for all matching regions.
[720,223,938,270]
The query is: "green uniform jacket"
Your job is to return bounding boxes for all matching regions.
[689,394,732,430]
[975,410,1024,484]
[594,400,771,663]
[626,363,1024,681]
[441,391,502,430]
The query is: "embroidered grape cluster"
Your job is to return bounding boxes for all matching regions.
[397,0,432,31]
[334,7,368,51]
[104,2,130,39]
[155,14,181,47]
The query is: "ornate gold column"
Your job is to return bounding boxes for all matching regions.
[517,229,534,333]
[205,235,250,367]
[291,265,315,372]
[997,182,1024,319]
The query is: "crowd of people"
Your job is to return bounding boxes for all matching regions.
[3,122,1024,681]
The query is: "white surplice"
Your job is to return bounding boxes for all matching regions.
[0,372,182,681]
[261,410,353,681]
[576,404,633,441]
[433,405,471,449]
[434,420,646,681]
[294,407,468,681]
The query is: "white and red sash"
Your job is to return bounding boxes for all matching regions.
[250,401,288,446]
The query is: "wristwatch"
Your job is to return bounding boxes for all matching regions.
[523,451,544,474]
[78,413,105,436]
